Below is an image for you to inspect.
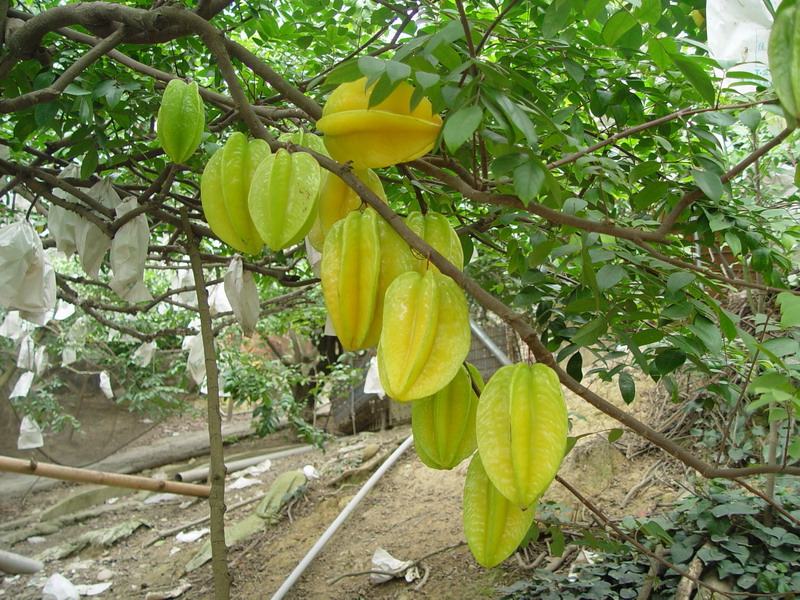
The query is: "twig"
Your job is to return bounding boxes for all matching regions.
[413,562,430,591]
[621,460,663,508]
[144,492,267,547]
[675,542,711,600]
[636,544,665,600]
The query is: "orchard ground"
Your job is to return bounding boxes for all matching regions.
[0,370,678,600]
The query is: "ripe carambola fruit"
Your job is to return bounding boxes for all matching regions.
[316,78,443,169]
[201,133,269,255]
[463,453,536,569]
[476,362,568,509]
[378,270,470,402]
[406,211,463,273]
[307,168,387,251]
[412,363,484,470]
[248,148,321,251]
[321,209,413,351]
[768,0,800,120]
[157,79,205,164]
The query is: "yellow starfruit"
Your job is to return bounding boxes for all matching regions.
[322,209,413,351]
[308,168,387,252]
[157,79,205,164]
[463,453,537,569]
[316,77,443,169]
[377,270,470,402]
[248,148,321,252]
[475,362,568,509]
[200,132,269,255]
[406,211,463,273]
[412,363,484,470]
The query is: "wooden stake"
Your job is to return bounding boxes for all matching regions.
[0,455,210,498]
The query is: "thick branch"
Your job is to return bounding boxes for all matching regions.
[304,149,800,480]
[0,27,127,113]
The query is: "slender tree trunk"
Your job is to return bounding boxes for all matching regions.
[763,416,779,527]
[183,216,231,599]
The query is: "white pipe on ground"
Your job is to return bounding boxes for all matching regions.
[270,435,415,600]
[0,549,43,574]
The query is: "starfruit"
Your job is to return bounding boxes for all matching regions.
[412,363,483,470]
[406,211,463,273]
[278,131,330,156]
[321,209,413,351]
[475,362,568,509]
[201,133,269,255]
[248,148,321,251]
[377,270,470,402]
[316,78,443,169]
[157,79,205,164]
[463,453,537,569]
[308,168,387,251]
[768,0,800,120]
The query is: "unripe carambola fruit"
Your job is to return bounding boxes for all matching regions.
[201,133,269,255]
[476,362,568,509]
[377,270,470,402]
[316,77,443,169]
[321,209,413,351]
[463,453,537,569]
[248,148,321,251]
[308,168,387,252]
[768,0,800,120]
[412,363,484,470]
[157,79,205,164]
[278,131,330,157]
[406,211,463,273]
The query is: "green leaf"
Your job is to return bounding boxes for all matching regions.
[384,60,411,83]
[692,169,723,202]
[608,428,624,443]
[670,54,717,106]
[666,272,696,293]
[34,102,58,127]
[602,11,637,46]
[443,105,483,153]
[776,292,800,328]
[80,146,98,179]
[688,315,723,355]
[542,0,572,38]
[357,56,385,82]
[618,372,635,404]
[738,107,762,129]
[572,316,608,346]
[415,71,440,89]
[513,158,546,204]
[547,525,565,557]
[635,0,662,25]
[654,348,686,375]
[595,264,626,292]
[566,351,583,383]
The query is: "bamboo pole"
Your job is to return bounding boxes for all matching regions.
[0,456,210,498]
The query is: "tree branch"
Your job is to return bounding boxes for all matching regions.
[0,27,127,113]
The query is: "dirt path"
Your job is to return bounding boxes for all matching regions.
[0,370,675,600]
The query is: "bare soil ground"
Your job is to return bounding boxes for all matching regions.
[0,370,682,600]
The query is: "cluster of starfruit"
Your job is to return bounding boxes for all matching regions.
[157,82,326,255]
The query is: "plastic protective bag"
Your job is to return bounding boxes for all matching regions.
[47,164,83,258]
[0,221,56,324]
[16,333,35,370]
[18,415,44,450]
[208,283,232,316]
[363,356,386,398]
[99,371,114,399]
[75,178,120,278]
[223,256,259,336]
[10,371,34,398]
[170,269,197,307]
[109,197,152,302]
[132,341,156,368]
[707,0,779,84]
[0,311,34,341]
[183,332,206,385]
[42,573,80,600]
